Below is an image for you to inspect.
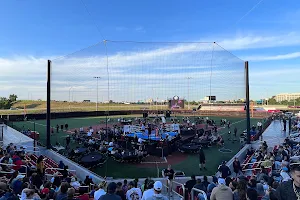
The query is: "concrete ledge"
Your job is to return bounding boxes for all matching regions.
[42,149,105,184]
[215,144,251,178]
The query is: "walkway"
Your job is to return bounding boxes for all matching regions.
[252,120,289,149]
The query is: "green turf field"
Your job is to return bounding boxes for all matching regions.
[11,115,263,178]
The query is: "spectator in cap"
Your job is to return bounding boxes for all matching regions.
[145,181,168,200]
[142,180,155,200]
[99,182,121,200]
[126,181,142,200]
[94,181,107,200]
[210,178,233,200]
[40,188,50,200]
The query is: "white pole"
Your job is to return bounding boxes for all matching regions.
[68,87,73,110]
[97,78,98,111]
[186,77,192,110]
[93,77,100,112]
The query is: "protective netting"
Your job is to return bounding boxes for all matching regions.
[50,41,246,115]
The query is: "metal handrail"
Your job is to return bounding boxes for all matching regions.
[164,180,185,200]
[242,166,272,172]
[0,163,28,175]
[44,167,76,177]
[241,160,269,166]
[191,188,207,200]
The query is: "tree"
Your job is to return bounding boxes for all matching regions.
[268,98,277,105]
[0,97,12,109]
[9,94,18,102]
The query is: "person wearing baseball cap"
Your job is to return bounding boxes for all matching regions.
[126,181,142,200]
[210,178,233,200]
[145,181,168,200]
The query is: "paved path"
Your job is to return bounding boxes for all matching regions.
[252,120,289,149]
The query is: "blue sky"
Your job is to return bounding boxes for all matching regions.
[0,0,300,102]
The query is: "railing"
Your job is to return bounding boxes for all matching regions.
[45,167,76,178]
[76,186,90,193]
[163,180,185,200]
[0,163,28,176]
[191,188,207,200]
[241,160,269,167]
[24,146,41,156]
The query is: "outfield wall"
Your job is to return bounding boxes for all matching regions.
[1,109,270,122]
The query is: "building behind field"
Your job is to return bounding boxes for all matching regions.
[275,93,300,102]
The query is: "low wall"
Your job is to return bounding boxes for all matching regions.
[42,150,105,184]
[215,144,251,177]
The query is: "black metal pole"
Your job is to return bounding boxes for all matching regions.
[245,61,251,144]
[46,60,51,149]
[34,121,36,150]
[106,111,108,141]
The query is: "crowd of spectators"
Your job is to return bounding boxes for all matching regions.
[0,143,170,200]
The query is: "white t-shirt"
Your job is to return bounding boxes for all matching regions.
[87,132,92,137]
[94,189,106,200]
[138,138,144,144]
[141,189,154,200]
[70,181,81,190]
[126,187,142,200]
[280,171,291,182]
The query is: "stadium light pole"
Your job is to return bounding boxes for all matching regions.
[185,77,192,110]
[93,77,101,112]
[68,87,73,110]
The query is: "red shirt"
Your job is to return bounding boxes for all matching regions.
[77,194,89,200]
[12,155,23,170]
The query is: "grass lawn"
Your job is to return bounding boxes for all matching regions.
[12,115,262,178]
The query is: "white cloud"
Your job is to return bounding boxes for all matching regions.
[2,31,300,101]
[218,32,300,51]
[135,26,145,32]
[242,52,300,61]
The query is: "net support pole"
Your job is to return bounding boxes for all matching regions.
[245,61,251,144]
[46,60,51,149]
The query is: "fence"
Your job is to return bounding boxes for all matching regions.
[50,41,246,114]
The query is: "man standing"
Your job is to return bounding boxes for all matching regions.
[199,147,206,171]
[234,127,238,141]
[164,165,175,195]
[218,161,231,179]
[283,118,287,132]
